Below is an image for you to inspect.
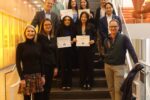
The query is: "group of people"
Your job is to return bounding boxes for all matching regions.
[16,0,139,100]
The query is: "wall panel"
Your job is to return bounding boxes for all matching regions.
[0,12,3,68]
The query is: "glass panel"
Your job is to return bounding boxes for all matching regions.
[141,40,146,61]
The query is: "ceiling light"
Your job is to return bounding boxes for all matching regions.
[23,0,27,4]
[36,4,41,7]
[33,1,38,4]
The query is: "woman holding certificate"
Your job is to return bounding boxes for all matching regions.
[57,16,76,90]
[77,11,96,90]
[37,18,58,100]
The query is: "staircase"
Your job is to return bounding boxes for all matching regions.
[122,7,150,23]
[50,1,112,99]
[50,67,111,100]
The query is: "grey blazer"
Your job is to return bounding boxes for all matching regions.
[31,10,60,34]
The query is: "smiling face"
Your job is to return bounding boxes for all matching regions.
[43,20,52,34]
[25,27,36,40]
[105,3,113,16]
[44,0,54,11]
[80,0,87,9]
[71,0,77,9]
[109,20,119,36]
[80,13,88,24]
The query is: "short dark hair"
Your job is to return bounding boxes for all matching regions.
[109,19,120,26]
[105,2,114,9]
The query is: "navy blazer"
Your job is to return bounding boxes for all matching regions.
[31,10,59,34]
[77,23,96,42]
[99,15,122,44]
[95,7,116,29]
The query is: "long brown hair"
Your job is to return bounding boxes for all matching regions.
[39,18,54,38]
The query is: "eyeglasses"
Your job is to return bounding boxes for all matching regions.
[109,26,118,28]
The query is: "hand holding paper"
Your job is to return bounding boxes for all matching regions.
[57,36,71,48]
[76,35,90,47]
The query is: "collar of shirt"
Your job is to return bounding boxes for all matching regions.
[44,10,51,14]
[44,10,51,19]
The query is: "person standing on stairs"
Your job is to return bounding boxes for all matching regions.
[77,11,96,90]
[104,19,138,100]
[16,25,45,100]
[57,15,76,90]
[37,18,58,100]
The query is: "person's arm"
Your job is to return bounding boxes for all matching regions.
[52,12,60,36]
[16,44,24,80]
[124,35,138,64]
[31,12,39,27]
[99,19,107,45]
[52,37,58,77]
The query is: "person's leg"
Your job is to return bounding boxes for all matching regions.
[24,95,31,100]
[87,51,94,88]
[78,49,86,87]
[43,65,54,100]
[104,63,115,100]
[113,65,125,100]
[34,92,43,100]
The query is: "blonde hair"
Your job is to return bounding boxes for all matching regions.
[24,25,37,42]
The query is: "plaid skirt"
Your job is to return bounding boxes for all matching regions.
[18,73,44,95]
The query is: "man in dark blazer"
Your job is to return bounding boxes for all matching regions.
[95,0,116,30]
[31,0,59,34]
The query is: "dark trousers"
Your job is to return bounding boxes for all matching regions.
[78,48,94,86]
[59,48,73,87]
[43,65,54,100]
[61,65,72,87]
[24,92,43,100]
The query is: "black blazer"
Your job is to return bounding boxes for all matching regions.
[37,33,57,67]
[77,23,96,45]
[95,7,116,29]
[31,10,59,34]
[99,15,122,44]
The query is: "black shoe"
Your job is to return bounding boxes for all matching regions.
[62,86,67,90]
[87,84,91,90]
[66,86,71,90]
[82,84,87,90]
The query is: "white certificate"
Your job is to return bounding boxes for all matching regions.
[78,9,90,18]
[76,35,90,47]
[60,9,73,20]
[57,36,71,48]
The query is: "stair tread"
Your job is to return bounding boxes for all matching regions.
[51,87,109,93]
[51,98,111,100]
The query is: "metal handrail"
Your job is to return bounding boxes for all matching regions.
[112,0,134,71]
[0,64,16,100]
